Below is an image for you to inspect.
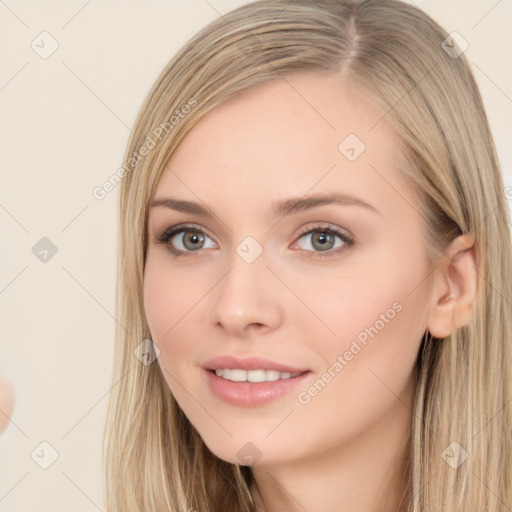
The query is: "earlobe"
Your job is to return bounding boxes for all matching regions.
[426,234,478,338]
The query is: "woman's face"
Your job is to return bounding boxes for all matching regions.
[144,71,433,467]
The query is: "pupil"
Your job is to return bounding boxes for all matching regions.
[185,231,203,249]
[314,231,333,251]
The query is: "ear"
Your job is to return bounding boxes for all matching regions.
[427,234,478,338]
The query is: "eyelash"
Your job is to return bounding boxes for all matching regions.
[155,223,355,259]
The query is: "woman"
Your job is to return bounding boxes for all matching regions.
[103,0,512,510]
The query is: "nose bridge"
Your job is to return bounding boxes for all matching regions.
[208,237,282,334]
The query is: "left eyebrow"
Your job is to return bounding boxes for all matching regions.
[149,192,380,218]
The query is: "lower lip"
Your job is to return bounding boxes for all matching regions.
[204,369,312,407]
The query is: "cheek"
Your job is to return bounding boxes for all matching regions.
[142,251,223,401]
[143,255,196,371]
[285,292,425,460]
[143,251,205,340]
[143,260,196,412]
[292,239,430,396]
[294,258,426,347]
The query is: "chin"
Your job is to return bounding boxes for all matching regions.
[196,428,294,468]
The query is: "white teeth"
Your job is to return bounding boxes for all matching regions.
[213,368,301,382]
[265,370,280,381]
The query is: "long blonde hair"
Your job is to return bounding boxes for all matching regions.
[103,1,512,510]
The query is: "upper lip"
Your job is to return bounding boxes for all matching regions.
[202,355,309,374]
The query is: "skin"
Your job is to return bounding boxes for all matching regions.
[144,71,477,512]
[0,375,15,434]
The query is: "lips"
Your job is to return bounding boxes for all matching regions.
[204,367,311,407]
[202,355,309,374]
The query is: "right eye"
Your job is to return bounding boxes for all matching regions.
[156,224,217,257]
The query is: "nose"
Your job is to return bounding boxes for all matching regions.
[208,248,284,337]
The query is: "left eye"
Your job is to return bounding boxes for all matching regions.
[293,226,353,257]
[290,226,354,258]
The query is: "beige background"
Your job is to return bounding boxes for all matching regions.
[0,0,511,510]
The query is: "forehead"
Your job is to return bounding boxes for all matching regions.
[155,71,411,220]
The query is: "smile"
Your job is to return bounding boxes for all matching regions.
[205,368,311,407]
[213,368,302,382]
